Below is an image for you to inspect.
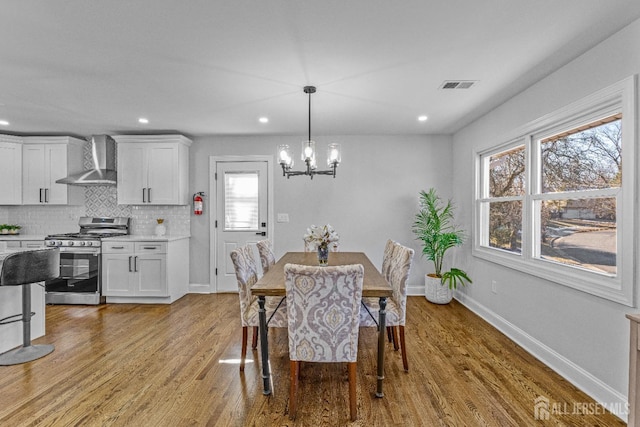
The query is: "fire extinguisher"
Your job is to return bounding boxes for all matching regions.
[193,192,204,215]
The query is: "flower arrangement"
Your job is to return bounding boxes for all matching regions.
[303,224,340,249]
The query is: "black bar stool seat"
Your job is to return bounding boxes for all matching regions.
[0,248,59,365]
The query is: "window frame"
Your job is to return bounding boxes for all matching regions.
[473,76,636,306]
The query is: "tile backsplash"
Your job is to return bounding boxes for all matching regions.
[1,196,190,236]
[1,140,190,236]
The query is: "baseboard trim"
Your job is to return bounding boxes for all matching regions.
[455,292,628,422]
[188,283,211,294]
[407,285,424,296]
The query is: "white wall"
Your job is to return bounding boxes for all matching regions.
[452,17,640,418]
[189,134,453,294]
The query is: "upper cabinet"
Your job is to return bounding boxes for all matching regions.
[22,136,84,205]
[113,135,191,205]
[0,135,23,205]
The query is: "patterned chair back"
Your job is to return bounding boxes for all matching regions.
[230,246,258,327]
[284,263,364,363]
[381,239,396,281]
[256,239,276,274]
[387,243,414,324]
[303,237,316,252]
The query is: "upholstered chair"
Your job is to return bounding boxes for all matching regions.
[381,239,396,280]
[256,239,276,274]
[360,242,414,371]
[284,263,364,421]
[230,246,287,372]
[303,238,316,252]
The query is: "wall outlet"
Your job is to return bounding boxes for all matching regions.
[491,280,497,294]
[277,213,289,223]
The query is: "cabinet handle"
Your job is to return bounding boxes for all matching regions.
[39,188,43,203]
[142,246,157,250]
[148,188,151,203]
[112,246,125,249]
[134,256,138,272]
[128,256,132,272]
[142,188,146,203]
[45,188,49,203]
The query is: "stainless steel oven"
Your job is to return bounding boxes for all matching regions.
[45,217,130,305]
[45,245,102,304]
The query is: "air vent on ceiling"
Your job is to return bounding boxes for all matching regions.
[440,80,477,90]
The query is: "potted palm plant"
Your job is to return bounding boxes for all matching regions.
[412,188,471,304]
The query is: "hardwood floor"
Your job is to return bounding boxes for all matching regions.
[0,294,624,426]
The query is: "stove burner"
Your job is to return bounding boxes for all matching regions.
[46,232,127,240]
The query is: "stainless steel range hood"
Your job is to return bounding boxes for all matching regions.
[56,135,117,186]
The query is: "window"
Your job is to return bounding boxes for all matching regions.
[474,77,636,306]
[224,172,259,230]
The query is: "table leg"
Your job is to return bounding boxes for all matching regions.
[376,296,387,398]
[258,296,271,395]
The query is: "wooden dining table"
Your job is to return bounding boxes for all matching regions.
[251,251,393,398]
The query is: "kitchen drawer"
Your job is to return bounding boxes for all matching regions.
[135,242,167,254]
[102,241,135,253]
[22,240,45,249]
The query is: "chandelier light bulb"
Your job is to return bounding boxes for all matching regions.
[327,143,341,166]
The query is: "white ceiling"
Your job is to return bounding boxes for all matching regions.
[1,1,639,139]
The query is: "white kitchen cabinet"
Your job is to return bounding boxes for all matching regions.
[113,135,191,205]
[22,136,84,205]
[0,239,44,249]
[0,135,23,205]
[102,238,188,303]
[20,240,45,249]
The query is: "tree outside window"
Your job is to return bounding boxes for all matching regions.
[474,77,635,305]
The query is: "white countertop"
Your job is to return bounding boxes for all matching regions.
[102,235,190,242]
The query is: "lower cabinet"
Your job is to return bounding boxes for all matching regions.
[102,238,188,303]
[1,240,44,249]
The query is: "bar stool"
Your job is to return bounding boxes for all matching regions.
[0,248,59,365]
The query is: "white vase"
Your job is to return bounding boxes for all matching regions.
[425,274,453,304]
[155,224,166,236]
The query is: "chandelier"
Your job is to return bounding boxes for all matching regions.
[277,86,341,179]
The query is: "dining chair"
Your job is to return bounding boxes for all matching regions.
[284,263,364,421]
[360,242,414,371]
[256,239,276,274]
[380,239,397,342]
[230,246,287,372]
[303,237,316,252]
[381,239,396,280]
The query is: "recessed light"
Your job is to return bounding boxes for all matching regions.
[259,117,269,124]
[418,115,428,122]
[0,120,9,126]
[138,117,149,124]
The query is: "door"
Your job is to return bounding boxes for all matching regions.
[147,145,178,204]
[46,144,68,204]
[137,255,167,296]
[102,254,133,296]
[22,144,46,204]
[117,144,146,204]
[0,141,22,204]
[215,161,269,292]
